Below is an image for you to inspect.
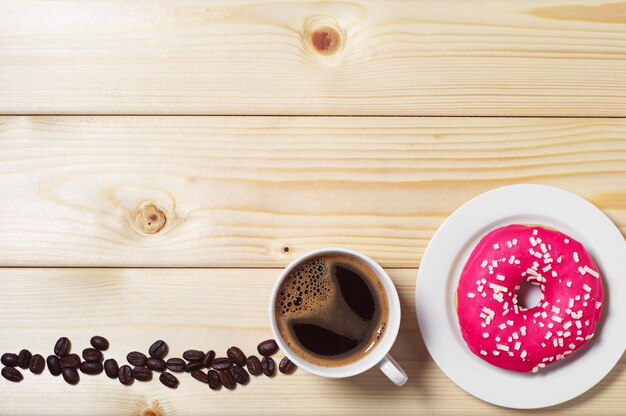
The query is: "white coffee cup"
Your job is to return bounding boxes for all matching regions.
[269,247,408,386]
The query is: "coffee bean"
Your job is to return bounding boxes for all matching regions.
[29,354,45,374]
[80,361,103,375]
[261,356,275,377]
[211,357,232,371]
[246,355,262,376]
[54,337,71,357]
[279,357,297,375]
[60,354,81,369]
[257,339,279,356]
[126,351,147,366]
[227,346,246,366]
[104,359,118,379]
[1,353,18,367]
[147,357,166,372]
[219,369,236,390]
[166,358,186,372]
[90,336,109,351]
[159,372,179,389]
[47,355,62,376]
[191,369,209,384]
[231,365,249,385]
[202,350,215,368]
[182,349,204,361]
[208,369,221,390]
[132,366,152,382]
[2,367,23,382]
[148,340,168,359]
[17,349,32,369]
[82,348,103,362]
[62,367,79,385]
[185,361,202,372]
[118,365,133,385]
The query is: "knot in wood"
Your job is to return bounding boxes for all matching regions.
[141,408,159,416]
[311,27,341,55]
[302,16,344,59]
[135,203,166,234]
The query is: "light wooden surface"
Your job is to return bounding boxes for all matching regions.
[0,116,624,415]
[0,116,624,267]
[0,268,623,416]
[2,1,625,414]
[1,0,626,116]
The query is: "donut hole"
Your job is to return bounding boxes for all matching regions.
[515,280,543,310]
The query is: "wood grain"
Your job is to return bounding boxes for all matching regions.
[0,267,622,416]
[1,0,626,116]
[0,116,624,267]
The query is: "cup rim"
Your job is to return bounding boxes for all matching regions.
[268,247,401,378]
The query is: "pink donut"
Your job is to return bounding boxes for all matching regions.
[456,224,603,373]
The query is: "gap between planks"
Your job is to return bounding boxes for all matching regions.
[0,266,418,270]
[1,114,626,119]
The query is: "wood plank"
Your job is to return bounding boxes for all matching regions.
[0,268,622,415]
[1,116,624,267]
[1,0,626,116]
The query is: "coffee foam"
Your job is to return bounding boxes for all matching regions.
[277,257,331,317]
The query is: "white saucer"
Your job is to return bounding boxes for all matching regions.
[415,184,626,409]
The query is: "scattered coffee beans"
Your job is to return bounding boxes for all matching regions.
[279,357,297,374]
[1,353,18,367]
[1,336,295,392]
[47,355,62,376]
[80,361,103,375]
[246,355,262,376]
[54,337,71,357]
[202,350,215,368]
[211,357,232,371]
[261,356,276,377]
[183,350,204,362]
[159,372,178,389]
[227,347,246,366]
[82,348,103,362]
[147,358,166,372]
[2,366,23,382]
[257,339,279,356]
[133,366,152,382]
[166,358,185,373]
[118,365,133,385]
[191,369,209,384]
[149,340,168,359]
[208,369,221,390]
[90,336,109,351]
[104,359,119,379]
[60,354,81,369]
[62,367,79,385]
[29,354,45,374]
[231,365,249,385]
[17,349,32,369]
[219,369,236,390]
[185,361,203,372]
[127,351,147,367]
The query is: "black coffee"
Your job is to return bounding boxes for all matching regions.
[275,254,388,366]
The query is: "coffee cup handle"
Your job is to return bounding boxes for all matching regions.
[377,354,408,386]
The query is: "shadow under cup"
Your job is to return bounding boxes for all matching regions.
[269,248,404,381]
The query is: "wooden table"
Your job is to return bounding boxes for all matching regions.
[0,1,624,415]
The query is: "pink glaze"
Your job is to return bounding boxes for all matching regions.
[456,224,603,373]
